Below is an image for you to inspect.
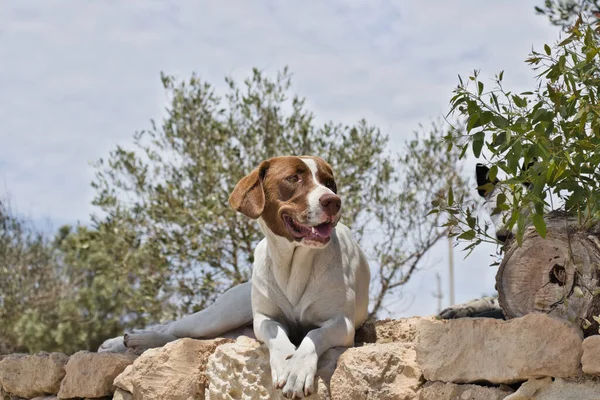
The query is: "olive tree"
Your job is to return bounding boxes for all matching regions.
[92,68,469,320]
[2,68,470,354]
[535,0,600,29]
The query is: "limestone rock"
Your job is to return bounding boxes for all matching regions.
[329,342,423,400]
[416,313,582,384]
[0,352,68,398]
[505,377,600,400]
[373,317,436,344]
[582,335,600,375]
[112,388,133,400]
[114,337,232,400]
[57,351,137,399]
[417,381,513,400]
[205,335,342,400]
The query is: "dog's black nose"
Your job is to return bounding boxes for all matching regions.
[319,193,341,217]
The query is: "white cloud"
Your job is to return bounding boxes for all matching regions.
[0,0,561,316]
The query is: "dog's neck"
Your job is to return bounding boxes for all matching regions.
[258,218,300,268]
[258,218,323,296]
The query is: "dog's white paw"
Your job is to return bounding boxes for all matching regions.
[124,329,178,352]
[270,355,288,389]
[279,350,318,398]
[268,344,297,390]
[98,336,127,353]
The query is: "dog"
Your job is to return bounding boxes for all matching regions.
[439,163,519,320]
[99,155,370,398]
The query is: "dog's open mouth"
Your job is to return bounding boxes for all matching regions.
[283,215,334,244]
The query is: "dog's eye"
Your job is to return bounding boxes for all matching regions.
[324,179,337,192]
[286,174,299,183]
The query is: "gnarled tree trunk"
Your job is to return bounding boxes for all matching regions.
[496,211,600,336]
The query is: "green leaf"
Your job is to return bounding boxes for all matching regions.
[459,143,469,159]
[492,131,507,146]
[544,44,551,56]
[533,214,547,238]
[457,230,476,240]
[448,187,454,207]
[467,113,480,132]
[478,111,493,126]
[479,183,496,197]
[472,131,485,158]
[488,165,498,181]
[492,116,509,128]
[558,35,575,47]
[512,95,527,108]
[466,214,476,229]
[496,193,507,205]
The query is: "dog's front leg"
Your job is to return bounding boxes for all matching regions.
[253,312,297,391]
[282,316,354,398]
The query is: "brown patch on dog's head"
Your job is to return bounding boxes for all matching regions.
[229,160,270,219]
[229,156,341,247]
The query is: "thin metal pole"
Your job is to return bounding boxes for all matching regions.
[435,273,442,313]
[448,233,455,306]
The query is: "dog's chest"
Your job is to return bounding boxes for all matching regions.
[279,248,316,305]
[267,248,345,325]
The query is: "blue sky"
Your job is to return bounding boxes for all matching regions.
[0,0,560,317]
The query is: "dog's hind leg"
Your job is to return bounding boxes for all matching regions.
[166,280,253,338]
[439,296,504,319]
[122,281,253,352]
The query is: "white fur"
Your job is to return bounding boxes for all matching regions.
[484,182,534,240]
[98,162,370,398]
[484,184,513,237]
[252,221,369,397]
[300,157,336,226]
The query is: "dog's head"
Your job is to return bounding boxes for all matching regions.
[229,156,341,248]
[476,161,535,242]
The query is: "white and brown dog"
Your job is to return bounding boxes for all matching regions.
[439,162,535,320]
[99,155,370,398]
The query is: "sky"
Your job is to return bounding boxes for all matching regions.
[0,0,561,318]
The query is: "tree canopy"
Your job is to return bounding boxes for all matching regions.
[536,0,600,29]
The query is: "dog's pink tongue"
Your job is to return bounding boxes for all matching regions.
[314,223,333,238]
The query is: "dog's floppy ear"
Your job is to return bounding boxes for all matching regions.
[476,163,499,198]
[229,161,270,219]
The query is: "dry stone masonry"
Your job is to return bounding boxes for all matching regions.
[1,313,600,399]
[415,313,583,384]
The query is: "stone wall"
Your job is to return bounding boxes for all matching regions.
[2,313,600,399]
